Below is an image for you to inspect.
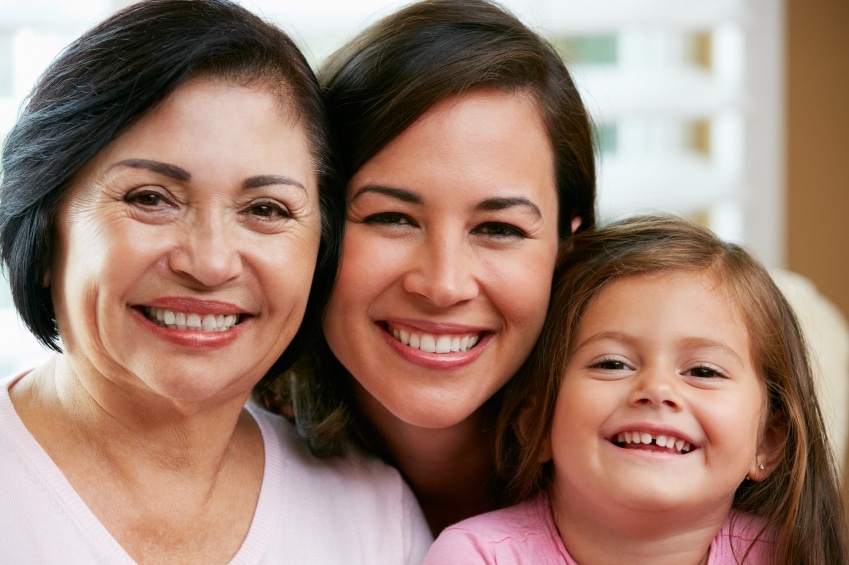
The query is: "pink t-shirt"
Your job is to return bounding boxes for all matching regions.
[424,495,774,564]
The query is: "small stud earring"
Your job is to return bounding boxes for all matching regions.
[759,463,765,470]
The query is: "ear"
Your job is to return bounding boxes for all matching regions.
[42,270,51,288]
[537,432,553,463]
[515,393,552,463]
[747,410,785,481]
[570,216,582,235]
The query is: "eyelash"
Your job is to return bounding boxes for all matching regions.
[125,189,174,208]
[362,213,527,239]
[587,358,727,380]
[473,222,528,238]
[125,190,292,223]
[363,212,414,226]
[241,200,291,219]
[684,365,727,379]
[589,357,631,371]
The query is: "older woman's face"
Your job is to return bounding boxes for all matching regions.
[50,77,321,404]
[322,89,561,429]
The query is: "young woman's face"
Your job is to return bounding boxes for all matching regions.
[322,89,562,430]
[547,271,770,533]
[51,77,321,406]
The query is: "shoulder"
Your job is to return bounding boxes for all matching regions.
[250,402,407,486]
[424,496,567,565]
[709,511,775,564]
[247,403,432,565]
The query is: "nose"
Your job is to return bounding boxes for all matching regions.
[628,365,683,411]
[401,235,479,308]
[167,210,243,287]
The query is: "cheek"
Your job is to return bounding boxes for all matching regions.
[550,379,607,452]
[491,251,557,331]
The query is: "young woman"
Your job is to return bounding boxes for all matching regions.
[265,0,596,534]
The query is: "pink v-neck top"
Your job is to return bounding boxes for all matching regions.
[0,373,431,564]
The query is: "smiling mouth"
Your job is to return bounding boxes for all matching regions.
[613,431,694,455]
[386,323,482,354]
[143,306,242,332]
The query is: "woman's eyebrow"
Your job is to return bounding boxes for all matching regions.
[110,158,190,181]
[477,196,541,218]
[350,184,423,204]
[243,174,306,191]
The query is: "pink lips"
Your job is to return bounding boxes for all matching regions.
[135,297,248,350]
[379,319,491,370]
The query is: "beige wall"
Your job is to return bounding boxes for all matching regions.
[786,0,849,321]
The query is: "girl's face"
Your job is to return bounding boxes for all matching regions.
[51,77,321,407]
[322,89,563,430]
[547,271,771,532]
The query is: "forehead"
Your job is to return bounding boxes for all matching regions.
[350,88,557,210]
[63,77,316,200]
[579,270,752,351]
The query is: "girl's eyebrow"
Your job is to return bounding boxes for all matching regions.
[350,185,542,218]
[679,336,744,364]
[574,332,744,364]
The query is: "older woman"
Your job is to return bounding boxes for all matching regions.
[271,0,597,535]
[0,1,429,563]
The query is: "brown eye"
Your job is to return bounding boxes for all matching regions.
[125,190,173,208]
[590,358,630,371]
[137,194,158,205]
[364,212,414,226]
[686,365,725,379]
[473,222,527,238]
[243,201,290,219]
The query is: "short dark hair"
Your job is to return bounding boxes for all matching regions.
[275,0,596,458]
[320,0,596,239]
[496,215,849,563]
[0,0,343,375]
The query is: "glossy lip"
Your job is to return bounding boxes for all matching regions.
[133,297,250,350]
[378,319,492,371]
[146,297,249,315]
[605,423,700,458]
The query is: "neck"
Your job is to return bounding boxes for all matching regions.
[357,392,498,535]
[550,487,728,565]
[12,355,256,480]
[10,355,265,564]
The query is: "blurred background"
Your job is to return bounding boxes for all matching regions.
[1,0,847,421]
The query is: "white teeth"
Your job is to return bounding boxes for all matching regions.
[420,335,436,353]
[388,325,481,354]
[145,307,239,332]
[615,431,693,454]
[186,313,201,330]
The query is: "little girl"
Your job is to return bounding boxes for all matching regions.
[424,215,848,564]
